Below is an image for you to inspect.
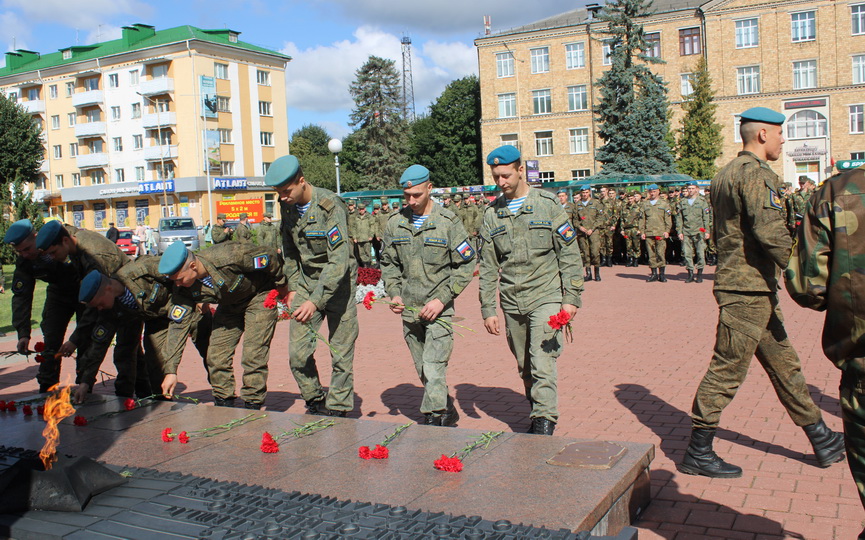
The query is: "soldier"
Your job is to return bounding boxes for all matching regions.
[557,189,575,222]
[666,188,682,266]
[211,213,233,244]
[640,184,672,282]
[4,219,83,392]
[479,145,583,435]
[234,212,252,243]
[159,240,283,409]
[598,187,617,267]
[372,201,386,266]
[792,176,816,231]
[619,192,643,267]
[703,186,717,265]
[350,203,374,268]
[257,213,281,259]
[675,181,712,283]
[574,185,604,281]
[785,164,865,538]
[381,165,475,426]
[680,107,844,479]
[265,155,358,417]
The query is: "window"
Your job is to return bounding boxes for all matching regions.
[158,130,172,146]
[135,166,145,181]
[265,193,276,216]
[67,112,76,126]
[851,105,864,134]
[565,42,585,69]
[535,131,553,156]
[679,27,701,56]
[260,132,274,146]
[735,18,759,48]
[217,96,230,112]
[853,152,865,159]
[256,70,270,85]
[53,145,62,159]
[603,40,614,65]
[218,128,232,143]
[221,161,234,175]
[680,73,695,97]
[567,85,587,111]
[72,173,81,186]
[62,50,71,60]
[228,33,238,43]
[530,47,550,73]
[572,169,590,180]
[787,110,827,139]
[26,87,40,101]
[113,137,123,152]
[111,106,121,120]
[84,78,99,91]
[131,102,141,119]
[214,63,229,80]
[644,32,661,58]
[498,93,516,118]
[49,85,57,99]
[532,89,551,115]
[793,60,817,89]
[86,109,101,122]
[500,134,518,146]
[89,139,103,153]
[792,12,816,42]
[69,143,78,157]
[115,168,125,183]
[495,52,514,78]
[855,4,865,35]
[151,64,168,79]
[854,55,865,84]
[258,101,272,116]
[55,174,63,188]
[569,128,589,154]
[32,117,42,131]
[262,162,272,175]
[734,115,742,143]
[737,66,761,95]
[157,162,174,180]
[538,171,555,182]
[108,74,119,88]
[129,70,140,85]
[155,99,170,113]
[133,134,143,149]
[91,170,105,185]
[51,115,60,129]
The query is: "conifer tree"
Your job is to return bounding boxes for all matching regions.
[676,56,723,179]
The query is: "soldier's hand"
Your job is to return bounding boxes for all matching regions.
[587,229,594,236]
[389,296,405,315]
[561,303,578,319]
[72,383,90,404]
[678,233,684,241]
[292,300,317,324]
[484,316,500,336]
[663,232,669,239]
[610,226,616,232]
[704,233,710,241]
[161,374,178,397]
[58,340,77,357]
[419,299,444,322]
[641,233,647,240]
[286,290,297,310]
[17,338,30,355]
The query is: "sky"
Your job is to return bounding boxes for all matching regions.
[0,0,586,139]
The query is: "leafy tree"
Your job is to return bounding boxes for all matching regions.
[594,0,676,175]
[290,124,331,158]
[676,56,723,179]
[348,55,410,189]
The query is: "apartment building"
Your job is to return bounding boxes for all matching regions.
[0,23,290,229]
[474,0,865,185]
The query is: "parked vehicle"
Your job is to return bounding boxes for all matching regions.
[115,229,137,256]
[155,217,199,254]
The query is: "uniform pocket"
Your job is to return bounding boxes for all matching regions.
[529,221,553,251]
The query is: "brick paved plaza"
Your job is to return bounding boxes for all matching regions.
[0,268,861,539]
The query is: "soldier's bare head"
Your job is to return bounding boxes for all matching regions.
[740,121,785,162]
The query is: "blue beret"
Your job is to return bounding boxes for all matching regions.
[740,107,786,125]
[486,145,521,166]
[685,180,698,187]
[35,220,63,250]
[399,164,430,188]
[556,189,567,195]
[580,185,592,191]
[647,184,660,190]
[158,241,190,275]
[264,155,301,188]
[3,219,33,245]
[79,270,107,303]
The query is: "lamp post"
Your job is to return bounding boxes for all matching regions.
[328,138,343,195]
[136,91,169,216]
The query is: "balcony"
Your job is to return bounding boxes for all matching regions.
[144,144,178,161]
[139,77,174,96]
[39,161,49,172]
[21,100,45,114]
[74,122,106,138]
[77,153,109,169]
[71,90,104,108]
[142,111,177,129]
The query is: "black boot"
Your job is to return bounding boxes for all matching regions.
[327,409,349,417]
[646,268,658,282]
[629,256,636,267]
[244,401,262,410]
[305,398,328,415]
[214,397,236,408]
[803,420,846,468]
[440,404,460,427]
[584,268,593,282]
[678,428,743,478]
[696,268,704,283]
[685,270,694,283]
[530,417,556,436]
[658,267,667,282]
[594,266,601,282]
[424,413,440,425]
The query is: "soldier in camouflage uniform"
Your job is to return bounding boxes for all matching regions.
[211,213,233,244]
[257,213,281,260]
[380,165,475,426]
[679,107,844,479]
[373,200,390,267]
[574,185,604,282]
[703,187,717,265]
[792,176,816,232]
[350,203,374,267]
[640,184,672,282]
[266,155,359,417]
[786,165,865,538]
[598,187,617,267]
[675,181,712,283]
[234,212,253,243]
[479,146,584,436]
[557,190,575,222]
[619,192,643,267]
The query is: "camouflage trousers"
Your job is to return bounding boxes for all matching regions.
[36,290,85,391]
[623,230,641,259]
[691,291,822,429]
[503,302,562,422]
[77,316,143,398]
[682,233,706,271]
[578,233,601,266]
[402,306,454,414]
[289,290,358,412]
[144,311,212,393]
[840,371,865,538]
[208,289,277,405]
[645,236,667,268]
[599,228,614,257]
[355,241,372,267]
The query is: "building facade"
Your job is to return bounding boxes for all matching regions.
[0,24,290,230]
[475,0,865,185]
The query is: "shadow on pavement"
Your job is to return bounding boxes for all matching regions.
[808,383,842,421]
[379,383,426,423]
[454,383,530,433]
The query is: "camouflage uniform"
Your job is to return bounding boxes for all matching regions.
[234,221,253,243]
[211,222,232,244]
[281,186,358,413]
[257,220,281,257]
[599,196,617,264]
[675,195,712,271]
[350,210,375,267]
[640,199,672,269]
[620,202,643,264]
[574,199,604,267]
[380,204,475,417]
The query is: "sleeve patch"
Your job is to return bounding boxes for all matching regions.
[13,280,24,292]
[327,225,343,246]
[253,254,270,269]
[456,240,475,261]
[92,325,109,343]
[557,222,577,244]
[767,189,783,210]
[169,305,190,322]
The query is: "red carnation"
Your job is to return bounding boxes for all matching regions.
[547,310,571,331]
[263,289,280,309]
[362,291,375,310]
[580,216,586,220]
[162,427,175,442]
[358,445,372,459]
[23,405,33,416]
[5,401,15,412]
[261,432,279,453]
[370,444,389,459]
[0,401,5,411]
[623,235,628,239]
[655,236,662,241]
[124,398,136,411]
[34,341,45,353]
[34,354,44,363]
[37,405,45,417]
[73,416,87,426]
[699,227,706,233]
[433,454,463,472]
[178,431,190,444]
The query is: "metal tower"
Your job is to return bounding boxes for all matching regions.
[400,35,416,122]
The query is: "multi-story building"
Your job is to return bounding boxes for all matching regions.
[0,23,290,230]
[475,0,865,185]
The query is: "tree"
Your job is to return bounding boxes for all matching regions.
[676,56,723,179]
[290,124,331,158]
[348,55,411,189]
[594,0,676,175]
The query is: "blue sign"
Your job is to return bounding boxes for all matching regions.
[213,177,248,190]
[139,180,175,194]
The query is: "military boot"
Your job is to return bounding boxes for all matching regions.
[685,270,695,283]
[305,398,328,415]
[678,428,743,478]
[441,404,460,427]
[530,417,556,436]
[696,269,704,283]
[803,420,846,467]
[584,268,593,282]
[646,268,658,282]
[594,266,601,282]
[214,397,236,408]
[244,401,262,410]
[658,267,667,282]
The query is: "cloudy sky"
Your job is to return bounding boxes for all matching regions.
[0,0,585,138]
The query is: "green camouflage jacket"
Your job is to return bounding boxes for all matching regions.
[640,199,672,236]
[675,196,712,236]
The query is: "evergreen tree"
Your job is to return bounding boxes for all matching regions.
[594,0,676,175]
[676,56,723,179]
[348,55,410,189]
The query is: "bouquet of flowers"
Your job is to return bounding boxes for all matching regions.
[548,309,574,343]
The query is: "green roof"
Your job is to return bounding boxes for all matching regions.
[0,24,290,77]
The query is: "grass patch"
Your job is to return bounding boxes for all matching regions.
[1,264,47,336]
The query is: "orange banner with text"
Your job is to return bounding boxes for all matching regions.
[215,199,264,223]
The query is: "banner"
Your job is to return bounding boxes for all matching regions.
[116,200,130,228]
[213,177,247,190]
[72,204,84,229]
[94,202,107,229]
[139,180,175,194]
[525,160,540,183]
[205,130,221,173]
[215,198,264,223]
[200,75,217,119]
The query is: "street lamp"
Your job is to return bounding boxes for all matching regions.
[136,91,169,216]
[328,138,342,195]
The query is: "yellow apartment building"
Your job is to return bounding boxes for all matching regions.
[0,23,290,230]
[474,0,865,185]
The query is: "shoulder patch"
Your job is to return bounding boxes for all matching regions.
[92,325,110,343]
[13,280,24,293]
[318,197,335,211]
[253,254,270,269]
[327,225,343,246]
[456,240,475,261]
[556,222,577,244]
[169,305,190,322]
[767,189,783,210]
